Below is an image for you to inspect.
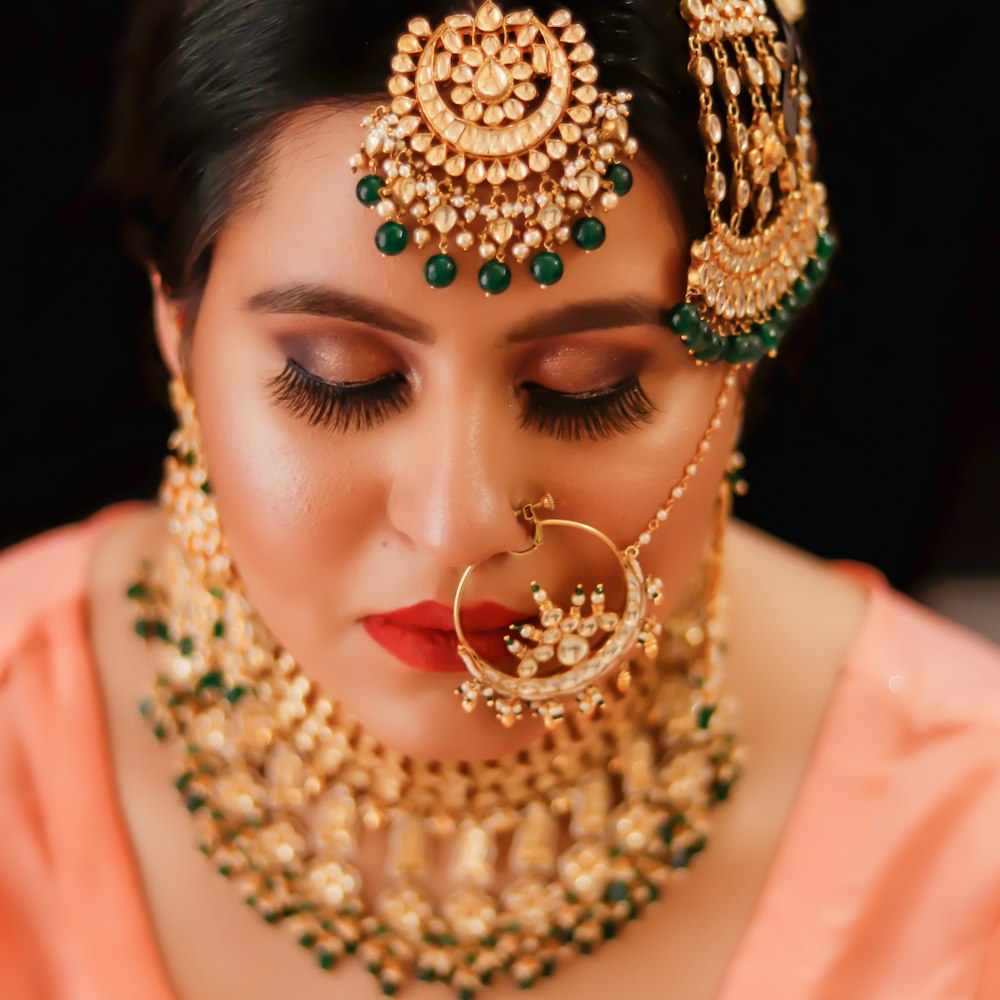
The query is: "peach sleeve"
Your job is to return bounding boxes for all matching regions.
[720,564,1000,999]
[0,507,176,1000]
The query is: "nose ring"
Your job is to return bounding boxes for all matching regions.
[512,492,555,553]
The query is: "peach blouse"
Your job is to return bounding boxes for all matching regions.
[3,506,1000,999]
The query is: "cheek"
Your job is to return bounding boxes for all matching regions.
[187,307,385,645]
[547,367,737,610]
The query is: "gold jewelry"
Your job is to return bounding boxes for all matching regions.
[454,368,738,727]
[665,0,835,365]
[130,378,742,999]
[349,2,637,294]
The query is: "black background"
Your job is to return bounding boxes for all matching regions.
[3,3,998,593]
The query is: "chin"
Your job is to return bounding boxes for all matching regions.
[339,678,548,762]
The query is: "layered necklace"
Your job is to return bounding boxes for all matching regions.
[129,384,742,998]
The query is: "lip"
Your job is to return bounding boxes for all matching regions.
[362,600,530,674]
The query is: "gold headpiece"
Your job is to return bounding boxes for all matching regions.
[348,1,638,294]
[665,0,835,365]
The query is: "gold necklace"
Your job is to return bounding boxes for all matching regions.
[129,385,742,998]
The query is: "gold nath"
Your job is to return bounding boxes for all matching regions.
[349,1,638,294]
[129,379,742,997]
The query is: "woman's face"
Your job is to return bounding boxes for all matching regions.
[160,106,740,761]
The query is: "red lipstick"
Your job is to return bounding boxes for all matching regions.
[361,600,528,673]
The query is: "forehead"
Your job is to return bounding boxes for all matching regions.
[213,106,689,325]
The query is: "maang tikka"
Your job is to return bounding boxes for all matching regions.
[349,1,637,294]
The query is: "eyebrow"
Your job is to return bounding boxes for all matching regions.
[244,283,670,344]
[245,284,431,343]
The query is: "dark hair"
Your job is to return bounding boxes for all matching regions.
[106,0,748,301]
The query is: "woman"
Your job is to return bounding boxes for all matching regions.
[2,1,999,998]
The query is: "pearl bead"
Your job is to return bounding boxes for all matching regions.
[600,191,619,211]
[639,532,651,546]
[349,153,364,168]
[479,242,497,259]
[656,509,668,521]
[511,243,529,261]
[376,200,396,218]
[711,418,722,429]
[686,464,698,475]
[455,232,475,250]
[672,487,684,499]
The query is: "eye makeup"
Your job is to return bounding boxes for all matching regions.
[266,359,411,431]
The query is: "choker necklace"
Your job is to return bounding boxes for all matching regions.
[128,383,742,998]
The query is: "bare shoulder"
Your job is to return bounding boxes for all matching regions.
[725,518,872,673]
[88,502,168,730]
[89,502,166,600]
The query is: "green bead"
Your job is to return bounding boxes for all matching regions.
[138,698,154,718]
[713,779,732,801]
[602,919,619,940]
[178,636,194,656]
[671,848,692,869]
[375,221,408,256]
[212,619,225,638]
[572,216,606,250]
[425,253,457,288]
[126,582,149,600]
[186,793,206,813]
[725,333,765,364]
[318,952,336,971]
[134,620,150,639]
[529,250,564,286]
[226,685,247,704]
[478,259,512,295]
[606,163,633,196]
[754,321,781,352]
[693,330,725,363]
[666,302,700,336]
[781,290,802,313]
[805,257,829,284]
[356,174,383,206]
[195,670,224,691]
[816,230,837,260]
[605,881,630,902]
[792,275,814,303]
[770,304,792,331]
[681,318,715,351]
[696,704,716,729]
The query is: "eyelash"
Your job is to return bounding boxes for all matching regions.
[267,360,656,441]
[266,359,411,431]
[519,377,656,441]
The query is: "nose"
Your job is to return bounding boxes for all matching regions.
[385,384,533,570]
